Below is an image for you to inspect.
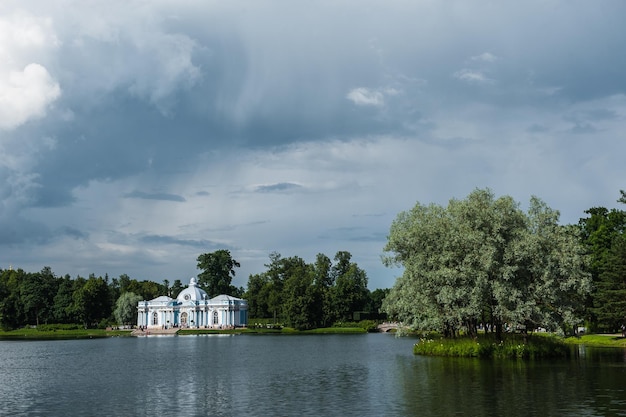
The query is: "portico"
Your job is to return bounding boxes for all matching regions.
[137,277,248,329]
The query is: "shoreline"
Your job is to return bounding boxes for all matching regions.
[0,326,370,340]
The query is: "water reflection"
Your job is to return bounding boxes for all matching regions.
[397,346,626,417]
[1,336,626,416]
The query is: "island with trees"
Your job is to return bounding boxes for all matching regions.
[381,188,626,357]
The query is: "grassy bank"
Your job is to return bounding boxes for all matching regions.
[414,333,570,359]
[564,333,626,348]
[179,326,367,335]
[0,325,132,340]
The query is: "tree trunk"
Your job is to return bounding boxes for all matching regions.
[495,321,503,342]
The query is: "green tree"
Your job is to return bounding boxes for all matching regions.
[332,252,369,321]
[313,253,334,326]
[281,256,317,330]
[20,268,58,326]
[579,204,626,331]
[197,250,241,296]
[0,268,25,329]
[368,288,390,316]
[114,292,143,326]
[71,275,111,328]
[126,280,162,301]
[383,188,591,339]
[170,279,184,298]
[265,252,286,323]
[245,273,271,318]
[53,274,76,323]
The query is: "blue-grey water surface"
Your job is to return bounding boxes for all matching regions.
[1,334,626,416]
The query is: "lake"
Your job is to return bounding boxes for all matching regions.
[1,333,625,416]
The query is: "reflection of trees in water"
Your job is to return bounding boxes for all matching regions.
[398,349,626,417]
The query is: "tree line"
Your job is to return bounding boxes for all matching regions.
[0,250,387,330]
[0,268,171,329]
[3,189,625,333]
[382,188,626,338]
[245,251,388,330]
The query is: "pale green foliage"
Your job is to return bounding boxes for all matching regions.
[382,189,591,338]
[114,292,142,326]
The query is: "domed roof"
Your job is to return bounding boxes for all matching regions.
[177,277,208,303]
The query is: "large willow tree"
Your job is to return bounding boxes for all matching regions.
[382,188,591,339]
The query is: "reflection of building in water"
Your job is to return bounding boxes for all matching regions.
[137,277,248,329]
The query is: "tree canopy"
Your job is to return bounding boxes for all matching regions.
[245,251,373,330]
[196,250,242,297]
[114,292,143,326]
[578,202,626,332]
[382,188,591,339]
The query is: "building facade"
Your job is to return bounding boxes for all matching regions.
[137,277,248,329]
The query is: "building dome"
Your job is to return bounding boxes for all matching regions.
[177,277,208,303]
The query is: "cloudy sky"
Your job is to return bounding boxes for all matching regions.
[2,1,626,290]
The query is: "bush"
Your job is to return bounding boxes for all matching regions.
[332,320,378,331]
[36,323,82,332]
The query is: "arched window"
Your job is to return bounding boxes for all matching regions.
[213,311,219,325]
[181,312,188,326]
[152,312,158,325]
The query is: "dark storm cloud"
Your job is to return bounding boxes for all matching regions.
[139,234,224,249]
[58,226,88,240]
[18,0,626,214]
[124,190,186,202]
[0,217,51,245]
[255,183,303,193]
[3,1,626,290]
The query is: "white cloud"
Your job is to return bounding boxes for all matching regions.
[471,52,498,62]
[0,63,61,130]
[453,69,494,84]
[346,87,395,107]
[0,11,60,130]
[346,87,385,107]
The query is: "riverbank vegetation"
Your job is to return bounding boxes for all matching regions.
[564,333,626,348]
[179,326,368,336]
[0,324,131,340]
[414,334,570,359]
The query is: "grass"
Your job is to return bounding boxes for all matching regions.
[414,333,570,359]
[563,333,626,348]
[0,325,132,340]
[294,327,366,334]
[1,323,369,339]
[180,326,367,335]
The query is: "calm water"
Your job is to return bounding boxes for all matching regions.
[1,334,626,416]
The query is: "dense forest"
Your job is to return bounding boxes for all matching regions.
[1,190,625,333]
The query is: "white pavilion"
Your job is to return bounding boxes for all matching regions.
[137,277,248,329]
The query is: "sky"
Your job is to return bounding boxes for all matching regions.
[2,1,626,291]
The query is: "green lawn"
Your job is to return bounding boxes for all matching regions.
[0,326,132,340]
[563,333,626,347]
[179,326,367,335]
